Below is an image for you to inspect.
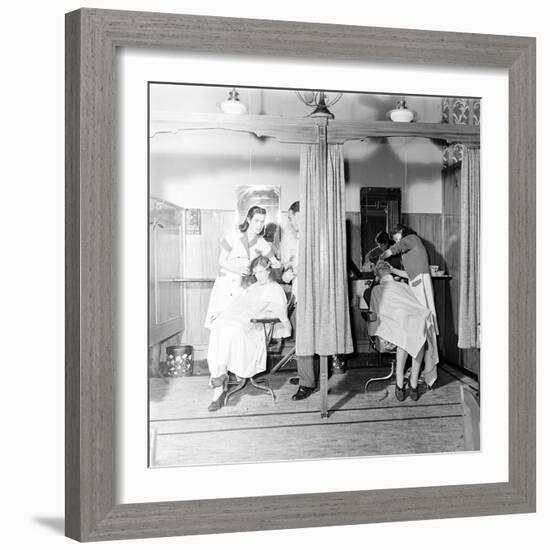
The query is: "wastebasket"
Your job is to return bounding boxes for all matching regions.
[163,344,194,377]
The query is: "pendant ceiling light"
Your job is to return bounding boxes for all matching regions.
[387,97,415,122]
[220,88,247,115]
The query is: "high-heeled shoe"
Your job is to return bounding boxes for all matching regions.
[409,384,420,401]
[208,391,227,412]
[395,382,406,402]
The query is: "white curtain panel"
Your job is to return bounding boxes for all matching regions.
[458,147,481,348]
[296,143,354,356]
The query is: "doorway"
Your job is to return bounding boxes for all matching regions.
[360,187,401,263]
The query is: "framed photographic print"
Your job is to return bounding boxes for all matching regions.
[65,8,535,542]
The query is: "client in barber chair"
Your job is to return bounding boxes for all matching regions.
[206,255,291,411]
[368,261,439,401]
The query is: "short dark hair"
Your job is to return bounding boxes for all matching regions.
[375,231,392,246]
[288,201,300,214]
[263,222,279,243]
[390,223,416,238]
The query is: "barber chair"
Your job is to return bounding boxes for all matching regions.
[223,295,296,406]
[223,317,279,406]
[267,294,296,373]
[360,282,398,397]
[223,316,278,406]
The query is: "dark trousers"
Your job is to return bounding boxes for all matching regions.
[289,297,319,388]
[297,355,318,388]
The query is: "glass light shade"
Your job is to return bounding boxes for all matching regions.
[387,98,415,122]
[220,88,247,115]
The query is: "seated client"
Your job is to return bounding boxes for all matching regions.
[206,255,291,411]
[368,261,439,401]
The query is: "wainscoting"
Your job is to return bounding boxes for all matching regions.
[403,207,480,376]
[401,213,445,267]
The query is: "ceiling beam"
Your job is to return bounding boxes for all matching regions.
[150,113,480,145]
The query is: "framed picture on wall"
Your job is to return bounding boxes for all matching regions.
[185,208,201,235]
[65,8,535,542]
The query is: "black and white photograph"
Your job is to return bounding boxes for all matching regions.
[148,83,481,468]
[3,0,543,546]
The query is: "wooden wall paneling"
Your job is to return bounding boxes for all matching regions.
[156,220,184,324]
[349,307,371,351]
[181,210,235,358]
[180,282,214,360]
[346,212,362,270]
[183,210,235,278]
[346,211,371,351]
[443,211,461,365]
[402,212,447,354]
[401,213,444,267]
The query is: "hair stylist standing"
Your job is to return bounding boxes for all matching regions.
[380,224,439,334]
[282,201,318,401]
[205,205,278,329]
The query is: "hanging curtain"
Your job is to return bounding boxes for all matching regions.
[458,147,481,348]
[296,143,354,356]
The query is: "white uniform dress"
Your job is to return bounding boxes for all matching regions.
[408,273,439,335]
[204,230,276,329]
[207,281,291,379]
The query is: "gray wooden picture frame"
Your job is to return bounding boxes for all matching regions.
[65,8,536,542]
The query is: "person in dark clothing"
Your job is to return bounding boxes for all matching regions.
[363,231,402,272]
[380,224,439,334]
[282,201,319,401]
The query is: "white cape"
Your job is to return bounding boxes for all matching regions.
[368,277,439,386]
[207,281,291,379]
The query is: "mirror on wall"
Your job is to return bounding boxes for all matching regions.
[360,187,401,265]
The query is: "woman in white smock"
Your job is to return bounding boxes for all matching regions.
[206,256,291,411]
[204,205,279,329]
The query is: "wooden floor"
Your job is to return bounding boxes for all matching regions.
[149,358,479,468]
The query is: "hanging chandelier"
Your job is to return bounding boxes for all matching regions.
[295,90,343,119]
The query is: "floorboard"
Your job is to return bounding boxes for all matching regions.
[149,362,475,467]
